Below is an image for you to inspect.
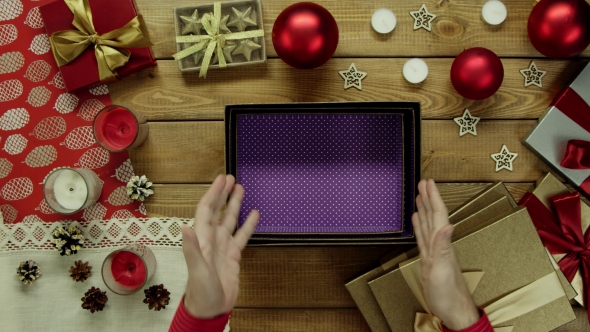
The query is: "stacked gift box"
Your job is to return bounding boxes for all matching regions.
[346,181,580,331]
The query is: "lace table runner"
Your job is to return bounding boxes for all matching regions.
[0,217,197,331]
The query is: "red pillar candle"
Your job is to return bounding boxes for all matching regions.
[110,250,146,288]
[93,105,149,151]
[102,244,156,295]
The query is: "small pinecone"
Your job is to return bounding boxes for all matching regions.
[81,287,108,313]
[127,175,154,202]
[52,225,84,256]
[69,260,92,282]
[143,284,170,311]
[16,260,41,284]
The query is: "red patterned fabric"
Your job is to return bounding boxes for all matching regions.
[169,297,230,332]
[0,0,144,223]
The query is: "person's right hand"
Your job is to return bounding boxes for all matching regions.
[181,174,259,319]
[412,179,480,330]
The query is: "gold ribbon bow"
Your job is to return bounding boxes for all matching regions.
[48,0,153,84]
[400,257,567,332]
[172,2,265,78]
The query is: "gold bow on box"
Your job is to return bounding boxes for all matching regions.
[172,2,265,78]
[400,257,567,332]
[48,0,152,84]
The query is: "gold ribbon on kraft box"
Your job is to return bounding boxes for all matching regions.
[400,256,566,332]
[172,2,264,78]
[48,0,152,84]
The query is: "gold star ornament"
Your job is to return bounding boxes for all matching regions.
[520,61,546,88]
[339,63,367,90]
[490,145,518,172]
[180,9,203,35]
[227,7,258,32]
[232,39,261,61]
[213,43,237,64]
[410,4,436,31]
[453,109,480,137]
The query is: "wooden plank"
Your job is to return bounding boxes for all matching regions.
[146,183,533,218]
[136,0,590,59]
[237,246,401,307]
[228,306,589,331]
[110,59,588,121]
[129,120,550,183]
[230,308,370,331]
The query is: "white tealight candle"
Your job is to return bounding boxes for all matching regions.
[371,8,396,34]
[53,169,88,210]
[481,0,507,25]
[403,58,428,84]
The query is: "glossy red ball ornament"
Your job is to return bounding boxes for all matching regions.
[272,2,339,69]
[450,48,504,100]
[528,0,590,58]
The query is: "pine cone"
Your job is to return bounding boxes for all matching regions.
[143,284,170,311]
[69,260,92,282]
[127,175,154,202]
[81,287,108,313]
[16,260,41,284]
[52,225,84,256]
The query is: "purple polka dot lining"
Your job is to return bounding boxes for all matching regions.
[236,113,404,234]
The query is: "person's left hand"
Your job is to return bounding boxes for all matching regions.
[181,174,260,318]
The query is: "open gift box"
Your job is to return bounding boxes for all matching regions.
[225,102,421,244]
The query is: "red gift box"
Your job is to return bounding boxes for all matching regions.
[40,0,156,92]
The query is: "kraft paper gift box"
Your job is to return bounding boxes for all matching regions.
[173,0,267,74]
[368,207,576,332]
[346,182,518,332]
[40,0,156,92]
[225,102,421,244]
[519,173,590,310]
[523,62,590,197]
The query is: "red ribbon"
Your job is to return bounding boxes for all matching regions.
[519,192,590,322]
[561,140,590,170]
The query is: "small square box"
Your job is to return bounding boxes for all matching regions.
[173,0,266,73]
[225,102,421,245]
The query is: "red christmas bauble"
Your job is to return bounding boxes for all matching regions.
[272,2,339,69]
[450,47,504,100]
[528,0,590,58]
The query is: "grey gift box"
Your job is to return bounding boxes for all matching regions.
[523,62,590,196]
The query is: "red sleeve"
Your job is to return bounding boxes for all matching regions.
[169,297,231,332]
[441,309,493,332]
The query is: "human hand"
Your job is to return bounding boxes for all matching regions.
[181,174,260,318]
[412,179,479,330]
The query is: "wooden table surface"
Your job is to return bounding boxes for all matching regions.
[112,0,590,330]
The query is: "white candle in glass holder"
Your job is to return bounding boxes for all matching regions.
[371,8,396,34]
[403,58,428,84]
[481,0,507,25]
[53,169,88,210]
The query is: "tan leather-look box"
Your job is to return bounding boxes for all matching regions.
[369,207,576,332]
[345,183,518,332]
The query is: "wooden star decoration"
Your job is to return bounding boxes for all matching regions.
[490,145,518,172]
[227,7,258,32]
[453,109,480,137]
[339,63,367,90]
[410,4,436,31]
[219,15,232,34]
[213,43,237,64]
[193,49,206,65]
[520,61,546,88]
[180,9,203,35]
[232,39,261,61]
